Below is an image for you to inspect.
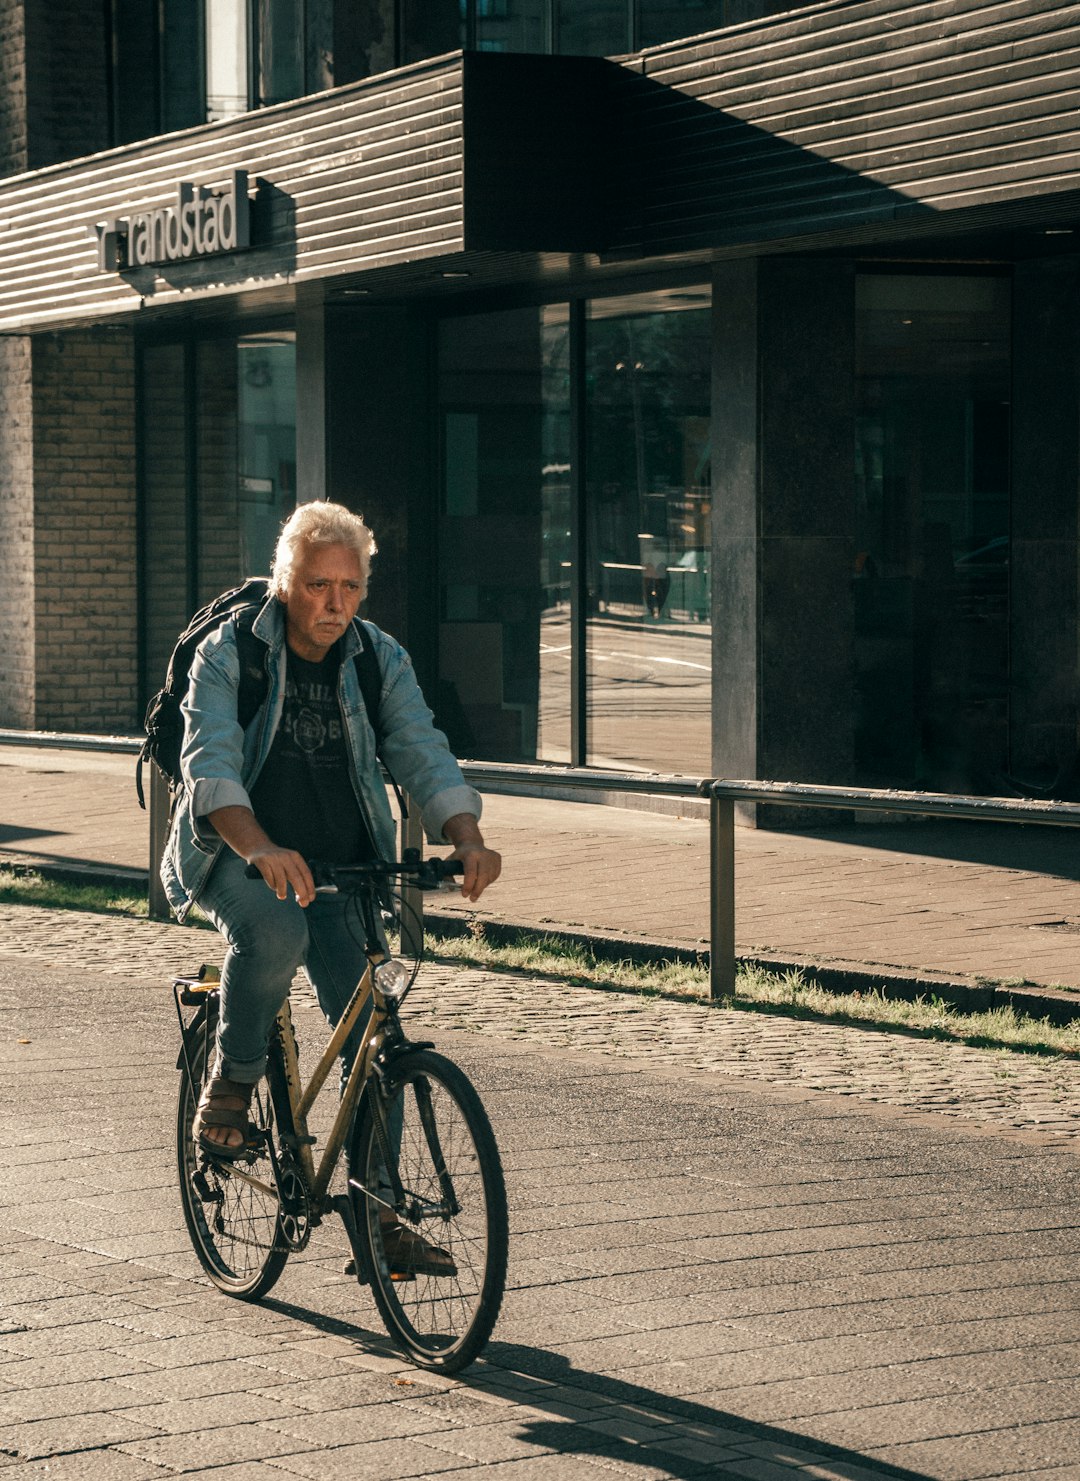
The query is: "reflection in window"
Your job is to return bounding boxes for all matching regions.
[401,0,465,64]
[477,0,547,52]
[585,289,712,774]
[139,332,296,709]
[855,274,1010,792]
[236,334,298,578]
[437,308,571,762]
[205,0,249,120]
[557,0,627,55]
[253,0,304,107]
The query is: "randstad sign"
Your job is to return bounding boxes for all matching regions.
[90,171,250,272]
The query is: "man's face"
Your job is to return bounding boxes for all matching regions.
[283,542,364,662]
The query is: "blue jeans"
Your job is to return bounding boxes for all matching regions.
[198,850,372,1084]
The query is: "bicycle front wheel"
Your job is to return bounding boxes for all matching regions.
[349,1049,508,1373]
[176,1018,289,1300]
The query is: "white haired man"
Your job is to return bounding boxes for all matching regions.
[162,502,500,1186]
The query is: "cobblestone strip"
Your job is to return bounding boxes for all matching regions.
[2,903,1079,1144]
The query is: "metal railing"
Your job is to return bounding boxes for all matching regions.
[9,729,1080,1007]
[699,779,1080,1002]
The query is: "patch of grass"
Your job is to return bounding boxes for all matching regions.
[2,870,1076,1058]
[0,867,148,918]
[424,921,1080,1059]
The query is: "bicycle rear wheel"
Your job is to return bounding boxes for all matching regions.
[349,1049,508,1373]
[176,1018,288,1299]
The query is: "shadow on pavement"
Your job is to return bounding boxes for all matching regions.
[0,824,62,844]
[787,818,1080,883]
[256,1296,932,1479]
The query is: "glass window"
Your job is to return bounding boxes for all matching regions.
[401,0,465,64]
[159,1,204,133]
[640,1,730,47]
[477,1,547,52]
[855,274,1010,792]
[205,0,250,121]
[253,0,304,107]
[557,0,628,55]
[139,332,296,708]
[236,334,298,577]
[585,288,712,774]
[334,0,396,80]
[437,307,571,762]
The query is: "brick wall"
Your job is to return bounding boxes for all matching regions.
[0,335,35,724]
[0,0,28,176]
[31,328,139,732]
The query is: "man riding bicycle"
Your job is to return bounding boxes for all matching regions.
[160,501,501,1198]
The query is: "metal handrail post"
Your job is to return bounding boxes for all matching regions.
[709,793,736,1001]
[399,793,424,959]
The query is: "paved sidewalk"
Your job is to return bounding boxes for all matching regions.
[3,746,1080,1011]
[0,908,1078,1479]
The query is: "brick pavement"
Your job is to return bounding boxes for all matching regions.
[0,913,1078,1479]
[4,746,1080,1006]
[2,903,1078,1145]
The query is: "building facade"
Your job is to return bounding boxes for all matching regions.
[1,0,1078,800]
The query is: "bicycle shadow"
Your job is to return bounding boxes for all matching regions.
[257,1297,932,1479]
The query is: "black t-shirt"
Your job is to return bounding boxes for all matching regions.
[249,644,373,866]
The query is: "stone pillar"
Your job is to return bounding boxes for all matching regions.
[1010,256,1080,782]
[0,335,36,725]
[711,257,856,821]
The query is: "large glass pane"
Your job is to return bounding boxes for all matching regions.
[640,1,731,47]
[855,274,1010,792]
[401,0,465,64]
[205,0,249,120]
[334,0,396,79]
[253,0,304,107]
[140,333,295,706]
[557,0,627,55]
[234,333,297,581]
[477,0,547,52]
[437,307,571,762]
[161,0,204,130]
[585,288,712,774]
[111,0,160,144]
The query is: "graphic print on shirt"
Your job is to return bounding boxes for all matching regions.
[250,647,371,865]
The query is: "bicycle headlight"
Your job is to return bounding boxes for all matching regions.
[374,957,410,1003]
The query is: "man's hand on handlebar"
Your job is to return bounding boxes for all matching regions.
[443,813,501,904]
[247,845,317,907]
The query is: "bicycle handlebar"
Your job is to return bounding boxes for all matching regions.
[243,853,464,892]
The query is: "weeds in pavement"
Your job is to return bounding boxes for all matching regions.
[425,922,1080,1059]
[2,868,1077,1058]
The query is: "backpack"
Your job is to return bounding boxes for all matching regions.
[136,577,383,809]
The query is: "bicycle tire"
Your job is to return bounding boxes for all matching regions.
[349,1049,508,1373]
[175,1018,289,1300]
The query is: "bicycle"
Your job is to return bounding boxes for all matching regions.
[172,851,508,1374]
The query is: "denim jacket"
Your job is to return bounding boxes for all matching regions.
[160,596,480,920]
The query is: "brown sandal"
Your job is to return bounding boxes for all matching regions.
[192,1074,258,1161]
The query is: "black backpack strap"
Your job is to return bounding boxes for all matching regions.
[235,613,271,730]
[352,621,383,742]
[354,620,408,822]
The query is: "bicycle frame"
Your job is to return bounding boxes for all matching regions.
[215,955,395,1215]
